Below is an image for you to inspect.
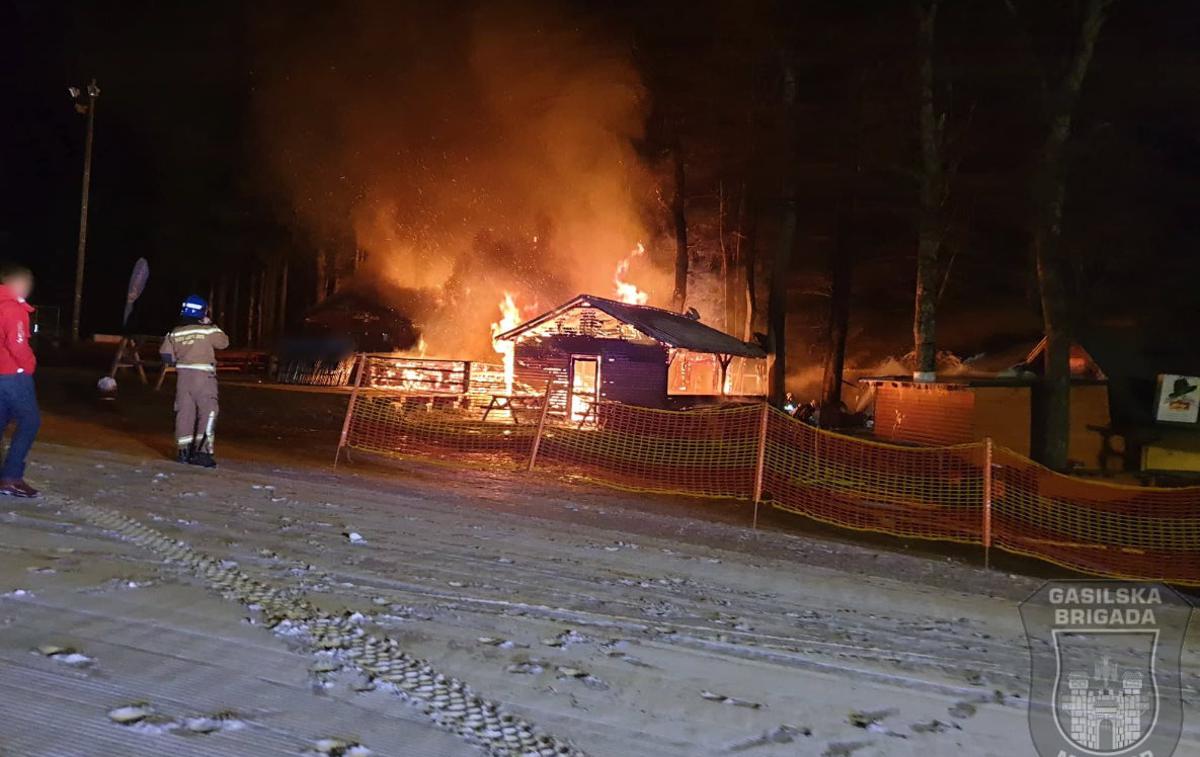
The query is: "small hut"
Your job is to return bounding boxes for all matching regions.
[861,338,1112,470]
[495,294,767,419]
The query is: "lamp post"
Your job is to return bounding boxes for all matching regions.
[68,78,100,342]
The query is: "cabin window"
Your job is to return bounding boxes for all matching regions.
[724,356,767,396]
[668,350,722,395]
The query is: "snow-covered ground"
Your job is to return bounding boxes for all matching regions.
[1,441,1196,756]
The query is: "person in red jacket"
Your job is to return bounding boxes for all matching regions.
[0,263,40,497]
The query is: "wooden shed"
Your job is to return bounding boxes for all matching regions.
[495,294,767,420]
[861,339,1112,470]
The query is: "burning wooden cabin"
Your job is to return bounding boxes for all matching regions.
[495,294,767,419]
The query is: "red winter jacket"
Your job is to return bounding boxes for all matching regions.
[0,285,36,375]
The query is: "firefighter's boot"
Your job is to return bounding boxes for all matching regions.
[189,451,217,469]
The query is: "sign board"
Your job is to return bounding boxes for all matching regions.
[1154,374,1199,424]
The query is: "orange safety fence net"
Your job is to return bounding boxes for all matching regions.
[338,358,1200,585]
[990,446,1200,585]
[340,356,543,467]
[761,407,987,544]
[535,403,761,499]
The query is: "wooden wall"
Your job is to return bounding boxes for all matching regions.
[514,334,669,413]
[873,381,1111,470]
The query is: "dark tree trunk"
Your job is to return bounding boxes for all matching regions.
[215,275,227,327]
[260,267,269,345]
[767,211,795,405]
[315,247,328,302]
[277,260,289,336]
[671,132,689,312]
[260,262,274,346]
[1025,0,1114,469]
[741,185,760,342]
[767,62,798,404]
[246,270,258,348]
[820,210,854,427]
[913,0,943,381]
[229,271,241,348]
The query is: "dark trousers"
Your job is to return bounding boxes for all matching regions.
[0,373,40,480]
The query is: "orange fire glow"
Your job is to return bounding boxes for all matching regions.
[614,243,649,305]
[491,293,523,395]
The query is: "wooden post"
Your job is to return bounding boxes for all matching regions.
[752,401,770,529]
[527,380,554,472]
[982,437,994,569]
[71,80,98,343]
[334,354,367,468]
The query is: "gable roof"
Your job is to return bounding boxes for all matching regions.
[496,294,767,358]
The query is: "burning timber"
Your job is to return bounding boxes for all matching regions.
[361,357,507,396]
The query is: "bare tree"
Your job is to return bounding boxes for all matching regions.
[821,66,868,427]
[767,60,799,404]
[820,204,855,425]
[671,130,690,311]
[1008,0,1116,468]
[912,0,946,381]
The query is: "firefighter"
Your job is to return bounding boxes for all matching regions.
[160,295,228,467]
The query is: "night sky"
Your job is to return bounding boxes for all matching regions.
[2,0,1198,360]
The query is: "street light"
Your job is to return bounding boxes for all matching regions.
[68,78,100,342]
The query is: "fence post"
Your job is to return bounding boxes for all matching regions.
[334,354,367,468]
[752,401,770,529]
[527,380,554,472]
[982,437,993,569]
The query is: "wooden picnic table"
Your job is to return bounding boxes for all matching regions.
[481,393,545,424]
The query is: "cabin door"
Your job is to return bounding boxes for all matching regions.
[568,355,600,422]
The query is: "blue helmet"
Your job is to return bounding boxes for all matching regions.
[180,294,208,319]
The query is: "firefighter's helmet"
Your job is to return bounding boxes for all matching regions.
[180,294,208,319]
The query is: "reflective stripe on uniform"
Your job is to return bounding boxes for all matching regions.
[172,326,224,336]
[177,363,217,372]
[177,435,194,446]
[202,411,217,453]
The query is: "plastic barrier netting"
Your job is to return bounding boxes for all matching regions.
[337,357,1200,585]
[535,403,761,499]
[991,446,1200,584]
[762,407,987,544]
[340,357,538,467]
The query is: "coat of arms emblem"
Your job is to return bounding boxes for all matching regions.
[1021,581,1191,757]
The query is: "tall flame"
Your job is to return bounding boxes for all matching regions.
[491,292,523,394]
[614,243,649,305]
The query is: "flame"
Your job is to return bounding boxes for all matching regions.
[614,243,649,305]
[491,292,523,394]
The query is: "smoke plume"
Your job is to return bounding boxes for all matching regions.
[253,0,670,358]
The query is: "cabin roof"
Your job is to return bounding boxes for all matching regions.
[496,294,767,358]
